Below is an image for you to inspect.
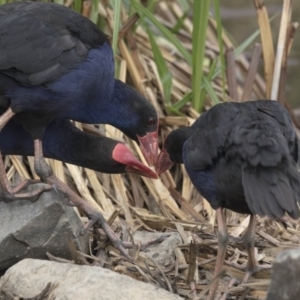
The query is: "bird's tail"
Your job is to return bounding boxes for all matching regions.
[242,163,300,220]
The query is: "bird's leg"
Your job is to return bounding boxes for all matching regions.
[32,140,136,260]
[242,214,259,282]
[0,148,51,202]
[33,139,53,178]
[8,179,43,194]
[242,214,271,282]
[32,140,166,261]
[33,139,168,261]
[226,214,272,282]
[208,207,229,300]
[0,108,51,202]
[41,173,167,262]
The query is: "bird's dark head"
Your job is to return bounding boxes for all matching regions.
[112,143,158,179]
[155,127,190,175]
[113,80,158,166]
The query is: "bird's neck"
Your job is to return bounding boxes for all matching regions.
[0,119,121,173]
[43,120,118,172]
[72,79,138,135]
[60,45,137,132]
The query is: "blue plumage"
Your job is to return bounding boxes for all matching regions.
[7,43,114,119]
[0,1,159,257]
[0,2,158,185]
[0,116,157,177]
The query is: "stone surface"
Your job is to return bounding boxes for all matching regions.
[0,185,88,270]
[0,259,183,300]
[265,247,300,300]
[133,231,182,266]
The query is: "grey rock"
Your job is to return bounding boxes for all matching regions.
[265,247,300,300]
[0,259,183,300]
[133,231,182,266]
[0,184,88,270]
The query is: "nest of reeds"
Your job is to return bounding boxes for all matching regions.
[4,0,300,299]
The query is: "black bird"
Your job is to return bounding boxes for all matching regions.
[0,1,158,201]
[1,118,158,178]
[156,100,300,299]
[0,1,159,259]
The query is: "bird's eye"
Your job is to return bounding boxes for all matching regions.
[148,118,156,125]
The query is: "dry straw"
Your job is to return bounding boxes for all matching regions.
[3,1,300,299]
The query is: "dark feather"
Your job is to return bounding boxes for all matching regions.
[161,100,300,220]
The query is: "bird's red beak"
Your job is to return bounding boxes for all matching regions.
[138,129,158,167]
[155,147,174,176]
[112,143,158,179]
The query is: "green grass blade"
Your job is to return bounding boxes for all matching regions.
[199,56,218,105]
[171,11,188,34]
[131,0,192,64]
[53,0,64,5]
[134,0,157,29]
[166,106,185,116]
[171,92,192,111]
[211,34,260,81]
[192,0,210,112]
[177,0,189,11]
[89,0,99,24]
[147,27,172,106]
[203,76,219,105]
[73,0,82,14]
[206,13,279,86]
[237,13,278,57]
[213,0,225,98]
[111,0,121,60]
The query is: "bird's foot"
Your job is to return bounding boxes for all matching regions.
[242,263,272,283]
[79,212,134,262]
[51,185,78,207]
[0,179,52,202]
[225,260,272,283]
[80,210,170,262]
[43,175,168,262]
[44,174,168,261]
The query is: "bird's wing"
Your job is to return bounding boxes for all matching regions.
[242,164,300,219]
[255,100,300,163]
[185,101,300,219]
[233,103,300,219]
[0,2,107,86]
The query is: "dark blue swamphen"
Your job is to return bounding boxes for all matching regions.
[0,1,158,198]
[1,118,158,178]
[1,117,159,260]
[0,1,159,259]
[155,100,300,299]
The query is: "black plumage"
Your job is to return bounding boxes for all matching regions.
[0,1,105,86]
[0,1,158,200]
[0,1,159,259]
[156,100,300,299]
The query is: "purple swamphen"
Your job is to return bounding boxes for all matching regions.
[0,1,159,260]
[1,118,158,179]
